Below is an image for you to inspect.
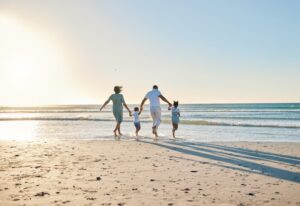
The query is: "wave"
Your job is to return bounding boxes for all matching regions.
[0,117,299,129]
[0,110,104,113]
[0,117,116,122]
[168,120,300,129]
[171,115,300,121]
[1,103,300,113]
[1,109,300,114]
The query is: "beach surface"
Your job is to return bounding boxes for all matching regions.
[0,139,299,206]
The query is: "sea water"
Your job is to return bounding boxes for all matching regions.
[0,103,299,142]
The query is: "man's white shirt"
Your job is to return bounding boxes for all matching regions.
[145,89,161,107]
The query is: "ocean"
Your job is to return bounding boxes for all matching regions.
[0,103,299,142]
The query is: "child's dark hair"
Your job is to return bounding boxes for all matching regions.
[114,86,122,94]
[173,101,179,108]
[134,107,139,112]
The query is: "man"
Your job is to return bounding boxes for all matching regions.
[140,85,172,138]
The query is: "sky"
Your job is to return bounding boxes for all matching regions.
[0,0,299,105]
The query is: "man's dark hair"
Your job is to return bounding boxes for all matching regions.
[134,107,139,112]
[153,85,158,89]
[114,86,122,94]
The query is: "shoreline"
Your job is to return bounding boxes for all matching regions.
[0,139,299,205]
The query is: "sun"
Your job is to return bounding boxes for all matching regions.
[0,15,47,86]
[3,55,36,84]
[0,14,68,105]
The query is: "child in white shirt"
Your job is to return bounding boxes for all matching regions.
[132,107,141,137]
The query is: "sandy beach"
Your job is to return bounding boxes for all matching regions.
[0,139,299,206]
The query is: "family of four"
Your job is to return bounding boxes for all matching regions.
[99,85,180,139]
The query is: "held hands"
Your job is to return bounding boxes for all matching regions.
[139,106,143,114]
[129,111,132,116]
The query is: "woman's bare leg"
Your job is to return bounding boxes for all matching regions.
[113,124,118,139]
[117,122,122,136]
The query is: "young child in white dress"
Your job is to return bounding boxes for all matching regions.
[170,101,180,138]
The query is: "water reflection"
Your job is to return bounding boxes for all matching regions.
[0,121,37,140]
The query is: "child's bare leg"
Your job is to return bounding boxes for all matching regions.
[135,129,139,141]
[172,123,178,138]
[154,129,158,138]
[152,126,156,134]
[136,127,140,136]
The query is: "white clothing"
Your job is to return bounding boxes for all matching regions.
[150,106,161,127]
[145,89,162,107]
[132,111,140,123]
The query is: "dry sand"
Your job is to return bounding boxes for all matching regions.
[0,139,299,206]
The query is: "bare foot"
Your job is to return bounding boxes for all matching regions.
[152,126,156,134]
[113,130,117,138]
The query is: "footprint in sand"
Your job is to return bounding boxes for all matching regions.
[62,200,71,204]
[182,188,190,193]
[86,197,96,200]
[34,192,50,197]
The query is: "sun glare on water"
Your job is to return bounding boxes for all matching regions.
[0,121,37,141]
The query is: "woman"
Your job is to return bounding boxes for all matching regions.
[100,86,131,139]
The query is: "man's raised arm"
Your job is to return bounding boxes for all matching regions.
[159,95,172,107]
[139,98,147,113]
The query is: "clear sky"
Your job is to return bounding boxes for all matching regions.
[0,0,299,105]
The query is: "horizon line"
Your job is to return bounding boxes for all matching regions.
[0,102,299,107]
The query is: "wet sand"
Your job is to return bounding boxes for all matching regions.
[0,139,299,206]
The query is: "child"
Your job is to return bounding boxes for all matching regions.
[170,101,180,138]
[132,107,141,137]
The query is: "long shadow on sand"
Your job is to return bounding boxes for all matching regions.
[170,141,300,167]
[139,140,300,183]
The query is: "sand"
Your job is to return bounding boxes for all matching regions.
[0,139,299,206]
